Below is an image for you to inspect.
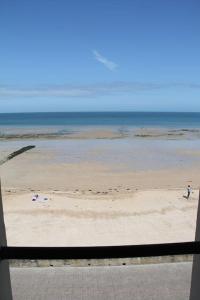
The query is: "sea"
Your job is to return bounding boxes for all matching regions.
[0,112,200,128]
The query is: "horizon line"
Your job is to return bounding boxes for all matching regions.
[0,111,200,114]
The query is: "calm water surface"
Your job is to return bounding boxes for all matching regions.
[0,112,200,128]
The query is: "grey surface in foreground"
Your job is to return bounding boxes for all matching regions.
[11,262,192,300]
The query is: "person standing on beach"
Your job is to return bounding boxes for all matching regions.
[187,185,191,199]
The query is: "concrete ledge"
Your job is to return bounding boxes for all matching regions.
[9,254,193,267]
[10,263,192,300]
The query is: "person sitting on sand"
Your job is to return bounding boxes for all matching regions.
[32,194,39,201]
[187,185,192,199]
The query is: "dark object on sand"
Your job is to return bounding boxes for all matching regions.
[32,194,39,201]
[0,145,35,165]
[187,185,191,199]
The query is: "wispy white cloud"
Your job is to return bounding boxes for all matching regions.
[0,82,200,98]
[93,50,118,71]
[0,86,92,97]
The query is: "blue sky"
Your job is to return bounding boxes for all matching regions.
[0,0,200,112]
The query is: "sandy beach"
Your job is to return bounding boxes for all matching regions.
[0,126,200,246]
[3,189,198,246]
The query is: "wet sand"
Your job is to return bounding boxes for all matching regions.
[1,126,200,140]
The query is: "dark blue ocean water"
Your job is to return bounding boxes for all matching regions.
[0,112,200,128]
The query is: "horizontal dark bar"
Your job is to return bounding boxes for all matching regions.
[1,241,200,260]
